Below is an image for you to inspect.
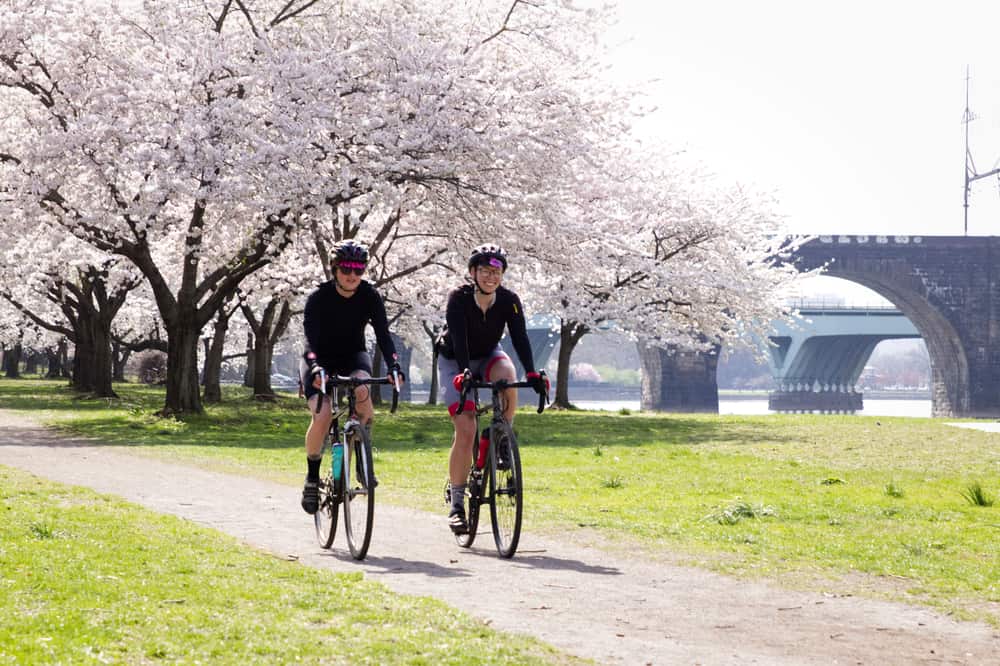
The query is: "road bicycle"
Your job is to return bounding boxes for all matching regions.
[447,371,547,558]
[313,370,398,560]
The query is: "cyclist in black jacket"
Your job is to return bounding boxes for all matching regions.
[437,244,548,533]
[299,240,403,514]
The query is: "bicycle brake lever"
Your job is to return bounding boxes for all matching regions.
[314,369,327,414]
[390,371,399,413]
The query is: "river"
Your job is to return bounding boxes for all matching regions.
[573,398,932,417]
[407,388,932,417]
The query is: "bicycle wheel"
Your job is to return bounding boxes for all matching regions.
[343,429,375,560]
[454,468,484,548]
[314,476,338,549]
[488,421,522,558]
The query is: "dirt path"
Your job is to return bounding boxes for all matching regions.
[2,410,998,665]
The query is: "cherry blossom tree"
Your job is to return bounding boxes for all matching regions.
[0,228,143,396]
[3,0,635,414]
[520,142,808,409]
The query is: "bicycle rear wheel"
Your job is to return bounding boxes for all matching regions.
[488,422,522,558]
[343,429,375,560]
[314,476,338,549]
[454,468,483,548]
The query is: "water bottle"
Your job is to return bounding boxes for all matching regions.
[475,427,490,469]
[332,442,343,480]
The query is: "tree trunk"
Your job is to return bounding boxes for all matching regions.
[162,316,203,415]
[24,352,39,375]
[70,310,117,397]
[242,298,292,401]
[4,343,21,378]
[243,333,255,388]
[424,325,442,406]
[60,341,72,378]
[91,317,116,397]
[250,341,275,400]
[202,307,232,404]
[428,345,439,405]
[71,321,96,391]
[552,319,588,409]
[46,344,63,379]
[112,341,130,382]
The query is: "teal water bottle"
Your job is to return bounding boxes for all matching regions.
[332,442,343,480]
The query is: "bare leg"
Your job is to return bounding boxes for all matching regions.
[487,358,518,424]
[350,370,374,426]
[449,411,477,485]
[306,394,333,456]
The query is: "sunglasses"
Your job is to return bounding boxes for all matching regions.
[476,266,503,278]
[337,262,366,276]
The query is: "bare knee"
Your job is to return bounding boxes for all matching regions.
[453,412,477,441]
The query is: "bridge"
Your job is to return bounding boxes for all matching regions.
[792,235,1000,417]
[641,235,1000,417]
[766,305,920,412]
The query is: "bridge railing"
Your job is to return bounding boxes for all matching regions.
[785,299,900,314]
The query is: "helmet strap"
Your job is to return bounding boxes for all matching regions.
[334,274,358,296]
[473,276,497,297]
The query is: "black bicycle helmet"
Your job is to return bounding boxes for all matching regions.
[332,239,369,264]
[468,243,508,271]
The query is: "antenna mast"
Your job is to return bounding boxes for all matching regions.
[963,66,1000,235]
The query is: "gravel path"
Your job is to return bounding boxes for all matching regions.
[2,410,998,665]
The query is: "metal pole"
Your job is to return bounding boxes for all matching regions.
[963,66,1000,235]
[964,66,972,236]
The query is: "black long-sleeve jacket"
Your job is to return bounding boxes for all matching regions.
[438,284,535,373]
[303,280,396,369]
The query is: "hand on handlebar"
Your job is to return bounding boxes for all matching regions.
[309,363,326,390]
[526,370,549,397]
[452,371,468,393]
[389,362,406,390]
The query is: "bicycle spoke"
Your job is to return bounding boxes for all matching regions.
[343,430,375,560]
[314,477,338,549]
[489,423,522,558]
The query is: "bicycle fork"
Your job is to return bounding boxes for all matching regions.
[344,419,373,492]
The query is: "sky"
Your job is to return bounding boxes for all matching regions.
[597,1,1000,239]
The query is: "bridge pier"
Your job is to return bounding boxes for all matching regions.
[638,341,720,413]
[768,388,863,413]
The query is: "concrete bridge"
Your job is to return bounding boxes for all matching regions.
[792,235,1000,417]
[766,305,920,412]
[642,235,1000,417]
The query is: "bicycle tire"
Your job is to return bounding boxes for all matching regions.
[314,476,338,549]
[454,468,484,548]
[343,429,375,560]
[488,421,522,558]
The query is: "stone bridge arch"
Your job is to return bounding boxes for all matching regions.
[792,236,993,417]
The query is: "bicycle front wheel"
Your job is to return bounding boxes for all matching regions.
[488,422,522,558]
[314,476,338,549]
[343,430,375,560]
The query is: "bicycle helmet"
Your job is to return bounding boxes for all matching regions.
[468,243,508,271]
[332,239,369,265]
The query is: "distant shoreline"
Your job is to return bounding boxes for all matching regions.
[405,384,931,402]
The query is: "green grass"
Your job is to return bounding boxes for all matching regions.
[2,378,1000,628]
[0,465,578,664]
[961,481,996,507]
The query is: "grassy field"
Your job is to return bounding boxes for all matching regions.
[2,378,999,631]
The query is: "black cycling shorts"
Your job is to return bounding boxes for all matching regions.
[299,351,373,400]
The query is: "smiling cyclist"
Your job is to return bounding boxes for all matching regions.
[436,244,548,534]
